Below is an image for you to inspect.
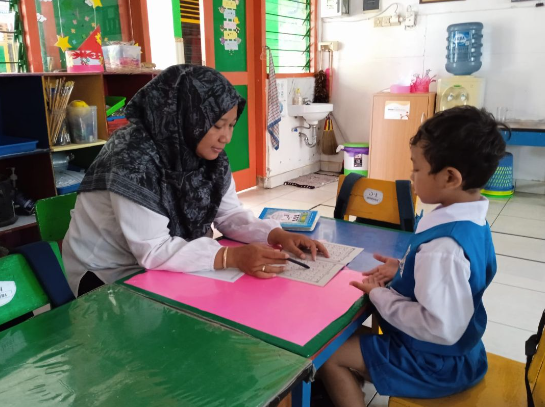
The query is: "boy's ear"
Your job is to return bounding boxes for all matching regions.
[444,167,463,189]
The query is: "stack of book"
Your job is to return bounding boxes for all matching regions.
[258,208,320,232]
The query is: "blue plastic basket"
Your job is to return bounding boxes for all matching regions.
[482,153,514,198]
[0,135,38,156]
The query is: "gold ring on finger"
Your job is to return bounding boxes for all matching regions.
[262,265,266,272]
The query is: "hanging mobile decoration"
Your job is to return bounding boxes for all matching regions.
[54,0,71,52]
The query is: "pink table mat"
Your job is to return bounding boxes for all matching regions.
[125,241,365,347]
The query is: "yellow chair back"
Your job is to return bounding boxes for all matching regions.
[336,175,417,229]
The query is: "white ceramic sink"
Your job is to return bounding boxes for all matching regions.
[288,103,333,125]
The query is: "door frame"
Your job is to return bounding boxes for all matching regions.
[202,0,262,192]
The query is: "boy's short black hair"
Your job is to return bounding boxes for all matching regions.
[410,106,508,191]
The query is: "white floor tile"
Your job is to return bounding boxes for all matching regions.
[319,182,340,194]
[322,197,337,207]
[236,185,297,207]
[482,320,531,363]
[368,392,389,407]
[495,255,545,293]
[483,282,545,332]
[487,198,509,215]
[362,382,379,406]
[258,197,316,211]
[280,188,336,206]
[509,192,545,205]
[492,215,545,240]
[492,232,545,263]
[314,205,335,219]
[501,200,545,221]
[486,213,499,226]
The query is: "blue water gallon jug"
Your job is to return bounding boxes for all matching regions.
[446,22,483,75]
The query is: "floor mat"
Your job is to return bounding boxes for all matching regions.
[284,173,339,189]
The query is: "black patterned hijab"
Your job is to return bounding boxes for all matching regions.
[79,65,246,240]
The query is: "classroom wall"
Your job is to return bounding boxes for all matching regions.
[321,0,545,187]
[264,77,322,188]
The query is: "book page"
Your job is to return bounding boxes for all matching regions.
[278,259,345,287]
[319,242,363,265]
[191,268,244,283]
[277,242,364,286]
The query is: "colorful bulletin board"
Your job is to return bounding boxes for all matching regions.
[34,0,130,71]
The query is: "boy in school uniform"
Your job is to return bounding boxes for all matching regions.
[320,106,507,406]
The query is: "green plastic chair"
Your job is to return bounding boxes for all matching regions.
[0,242,65,327]
[35,193,77,242]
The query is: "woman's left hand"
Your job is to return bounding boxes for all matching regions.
[267,228,329,260]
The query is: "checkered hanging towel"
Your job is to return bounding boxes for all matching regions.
[267,48,281,150]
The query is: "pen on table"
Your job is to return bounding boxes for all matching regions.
[286,257,310,269]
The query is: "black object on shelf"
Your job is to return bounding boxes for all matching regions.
[13,190,35,216]
[0,176,17,227]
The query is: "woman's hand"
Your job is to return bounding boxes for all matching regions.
[228,243,288,278]
[267,228,329,260]
[350,275,384,294]
[360,253,400,285]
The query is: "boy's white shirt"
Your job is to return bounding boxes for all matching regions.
[369,197,489,346]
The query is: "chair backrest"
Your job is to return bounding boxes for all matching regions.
[35,193,77,241]
[528,312,545,406]
[334,174,417,231]
[0,254,49,327]
[0,242,69,329]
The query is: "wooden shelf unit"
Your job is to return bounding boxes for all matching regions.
[51,140,107,152]
[0,72,157,248]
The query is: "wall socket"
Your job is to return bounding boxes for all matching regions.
[374,15,402,27]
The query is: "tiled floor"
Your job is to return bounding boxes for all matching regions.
[236,183,545,406]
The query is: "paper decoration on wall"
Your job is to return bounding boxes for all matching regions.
[66,26,103,72]
[85,0,103,8]
[55,34,72,52]
[218,0,241,54]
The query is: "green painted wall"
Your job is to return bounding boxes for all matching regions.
[224,85,249,172]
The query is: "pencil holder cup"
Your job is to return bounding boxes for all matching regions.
[67,106,98,144]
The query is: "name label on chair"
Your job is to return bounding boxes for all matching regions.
[363,188,383,205]
[0,281,16,307]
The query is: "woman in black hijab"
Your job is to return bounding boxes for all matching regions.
[63,65,328,296]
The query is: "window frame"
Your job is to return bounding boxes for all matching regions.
[265,0,317,79]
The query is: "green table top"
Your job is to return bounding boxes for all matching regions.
[0,285,312,407]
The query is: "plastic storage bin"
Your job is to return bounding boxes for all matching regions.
[0,135,38,156]
[102,45,141,71]
[105,96,126,116]
[446,22,484,76]
[107,117,129,135]
[482,152,514,198]
[337,143,369,176]
[67,105,98,144]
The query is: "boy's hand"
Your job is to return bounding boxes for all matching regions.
[361,253,400,285]
[350,275,384,293]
